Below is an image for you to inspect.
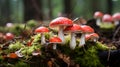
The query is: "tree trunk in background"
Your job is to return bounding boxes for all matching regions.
[0,0,10,25]
[91,0,99,12]
[107,0,113,14]
[24,0,43,22]
[48,0,52,20]
[63,0,72,18]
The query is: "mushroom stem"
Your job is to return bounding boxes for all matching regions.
[93,38,99,42]
[96,18,101,26]
[70,33,76,49]
[53,43,57,50]
[41,33,45,45]
[79,34,85,47]
[114,20,119,26]
[58,26,65,44]
[93,38,97,42]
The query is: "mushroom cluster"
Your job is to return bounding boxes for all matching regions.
[93,11,120,28]
[34,26,49,45]
[33,17,98,50]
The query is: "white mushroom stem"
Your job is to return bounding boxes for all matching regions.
[93,37,99,42]
[114,20,119,26]
[70,33,76,49]
[79,34,85,47]
[41,33,45,45]
[96,18,101,26]
[53,43,57,50]
[58,26,65,44]
[93,38,97,42]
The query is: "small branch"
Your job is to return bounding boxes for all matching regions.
[112,26,120,40]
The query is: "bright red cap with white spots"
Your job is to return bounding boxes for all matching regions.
[49,17,73,28]
[64,24,83,33]
[112,13,120,20]
[94,11,103,18]
[102,14,113,22]
[4,33,14,40]
[85,33,99,40]
[81,25,94,33]
[35,26,49,33]
[49,37,62,43]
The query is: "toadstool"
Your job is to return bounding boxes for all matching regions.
[35,26,49,45]
[64,24,83,49]
[94,11,103,26]
[102,14,113,24]
[49,17,73,44]
[85,33,99,42]
[79,25,94,47]
[112,13,120,26]
[49,36,62,50]
[4,33,14,40]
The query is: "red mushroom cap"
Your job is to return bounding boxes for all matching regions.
[112,13,120,20]
[81,25,94,33]
[49,17,73,28]
[94,11,103,18]
[102,14,113,22]
[35,26,49,33]
[64,24,83,33]
[85,33,99,40]
[4,33,14,40]
[49,37,62,43]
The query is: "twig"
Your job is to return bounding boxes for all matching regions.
[112,26,120,40]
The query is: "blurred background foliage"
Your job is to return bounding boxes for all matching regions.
[0,0,120,25]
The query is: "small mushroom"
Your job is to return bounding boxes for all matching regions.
[64,24,83,49]
[79,25,94,47]
[102,14,113,24]
[4,33,14,40]
[49,36,62,50]
[6,23,13,27]
[49,17,73,44]
[112,13,120,26]
[94,11,103,26]
[85,33,99,42]
[34,26,49,45]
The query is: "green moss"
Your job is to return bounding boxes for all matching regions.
[15,61,30,67]
[58,41,110,67]
[8,41,25,52]
[72,45,104,67]
[100,22,115,30]
[44,32,53,40]
[26,20,38,28]
[32,34,41,45]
